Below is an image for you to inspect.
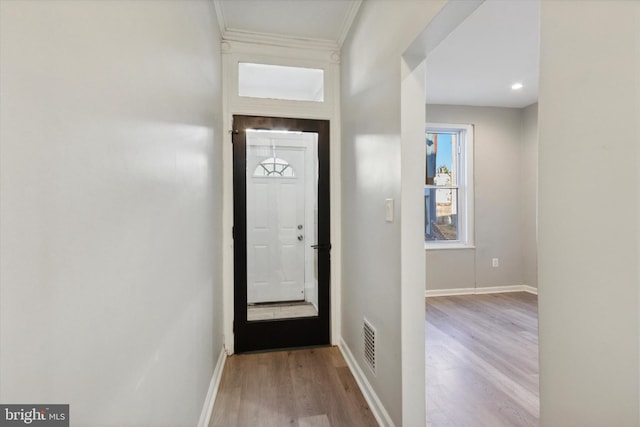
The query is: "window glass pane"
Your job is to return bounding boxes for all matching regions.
[425,187,459,241]
[426,132,456,185]
[238,63,324,102]
[253,157,295,177]
[245,130,319,320]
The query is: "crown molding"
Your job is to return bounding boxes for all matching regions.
[336,0,362,47]
[222,28,339,51]
[212,0,226,39]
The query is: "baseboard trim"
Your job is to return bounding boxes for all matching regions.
[338,338,395,427]
[198,347,227,427]
[425,284,538,298]
[475,285,530,295]
[425,287,476,297]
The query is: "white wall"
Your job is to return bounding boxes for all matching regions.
[425,104,536,291]
[340,1,446,425]
[0,1,224,426]
[538,1,639,425]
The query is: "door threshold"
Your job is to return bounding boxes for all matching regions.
[247,301,318,321]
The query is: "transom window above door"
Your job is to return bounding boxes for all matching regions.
[238,62,325,102]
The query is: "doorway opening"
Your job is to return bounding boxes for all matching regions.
[417,0,541,425]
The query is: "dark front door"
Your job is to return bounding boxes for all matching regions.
[233,115,331,353]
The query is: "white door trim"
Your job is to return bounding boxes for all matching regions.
[221,40,341,354]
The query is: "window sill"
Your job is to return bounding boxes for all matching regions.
[424,243,475,251]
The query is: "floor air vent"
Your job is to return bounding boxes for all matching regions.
[363,318,376,375]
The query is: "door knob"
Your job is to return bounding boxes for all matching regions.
[297,235,304,241]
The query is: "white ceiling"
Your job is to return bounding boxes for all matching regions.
[425,0,540,108]
[214,0,540,108]
[214,0,362,48]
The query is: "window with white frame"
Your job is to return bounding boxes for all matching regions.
[425,123,474,247]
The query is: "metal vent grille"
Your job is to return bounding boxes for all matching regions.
[363,318,376,374]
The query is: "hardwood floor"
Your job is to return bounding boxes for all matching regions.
[212,293,538,427]
[210,346,378,427]
[426,292,539,427]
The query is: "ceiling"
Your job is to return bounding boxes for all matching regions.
[214,0,540,108]
[425,0,540,108]
[213,0,362,49]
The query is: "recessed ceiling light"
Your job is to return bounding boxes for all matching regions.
[511,82,524,90]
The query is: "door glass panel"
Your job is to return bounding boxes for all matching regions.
[245,129,319,321]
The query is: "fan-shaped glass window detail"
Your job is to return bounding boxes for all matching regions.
[253,157,296,177]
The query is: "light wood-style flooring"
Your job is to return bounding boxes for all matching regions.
[212,292,538,427]
[426,292,539,427]
[210,346,378,427]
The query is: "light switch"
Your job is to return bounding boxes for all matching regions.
[385,199,394,222]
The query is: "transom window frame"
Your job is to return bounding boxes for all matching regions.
[425,123,475,250]
[226,49,336,120]
[238,62,325,103]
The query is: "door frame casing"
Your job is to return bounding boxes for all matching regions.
[221,40,342,354]
[233,115,331,353]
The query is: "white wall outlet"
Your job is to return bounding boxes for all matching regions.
[492,258,499,268]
